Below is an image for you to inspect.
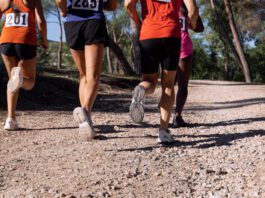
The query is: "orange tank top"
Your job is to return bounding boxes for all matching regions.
[0,0,37,45]
[140,0,182,40]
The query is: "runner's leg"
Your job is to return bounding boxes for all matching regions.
[160,70,176,130]
[175,54,192,117]
[139,73,159,94]
[19,58,37,91]
[2,54,19,119]
[69,49,86,107]
[83,44,104,115]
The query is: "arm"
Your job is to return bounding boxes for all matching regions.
[55,0,67,17]
[103,0,117,11]
[193,15,204,32]
[125,0,141,31]
[183,0,198,30]
[35,0,48,49]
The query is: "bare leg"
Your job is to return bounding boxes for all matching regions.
[19,58,37,90]
[2,54,19,119]
[175,55,193,117]
[139,73,159,94]
[160,70,176,130]
[83,44,104,115]
[69,49,86,107]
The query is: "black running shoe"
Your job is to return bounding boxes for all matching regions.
[172,115,188,128]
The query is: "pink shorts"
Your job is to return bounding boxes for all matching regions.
[180,31,193,59]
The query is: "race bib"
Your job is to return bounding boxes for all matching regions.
[179,16,186,31]
[72,0,99,11]
[154,0,171,2]
[5,13,29,27]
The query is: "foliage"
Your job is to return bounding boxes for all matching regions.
[37,0,265,82]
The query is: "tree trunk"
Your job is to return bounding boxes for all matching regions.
[106,47,113,74]
[107,37,136,76]
[209,0,243,71]
[223,0,251,82]
[130,18,141,76]
[112,25,119,74]
[55,4,63,69]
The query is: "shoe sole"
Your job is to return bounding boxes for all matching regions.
[157,138,174,144]
[129,86,145,123]
[7,67,23,93]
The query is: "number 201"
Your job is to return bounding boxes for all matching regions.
[6,13,28,27]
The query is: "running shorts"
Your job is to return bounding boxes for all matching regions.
[139,37,181,74]
[0,43,36,60]
[64,19,108,50]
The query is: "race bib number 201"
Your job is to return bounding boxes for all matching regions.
[72,0,99,11]
[5,13,29,27]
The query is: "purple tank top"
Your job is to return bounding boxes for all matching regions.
[66,0,105,22]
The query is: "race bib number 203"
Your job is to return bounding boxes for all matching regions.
[72,0,99,11]
[5,13,29,27]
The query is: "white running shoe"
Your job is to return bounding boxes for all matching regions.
[73,107,96,141]
[129,85,145,123]
[158,129,174,143]
[4,118,19,131]
[7,67,23,93]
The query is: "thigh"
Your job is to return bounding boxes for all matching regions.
[161,69,177,88]
[139,39,160,74]
[70,49,86,76]
[1,54,19,77]
[161,37,181,72]
[178,54,193,86]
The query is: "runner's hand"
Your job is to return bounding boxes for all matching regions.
[41,38,49,50]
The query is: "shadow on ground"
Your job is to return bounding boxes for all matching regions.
[109,129,265,152]
[0,67,141,112]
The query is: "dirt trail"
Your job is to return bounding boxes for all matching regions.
[0,80,265,198]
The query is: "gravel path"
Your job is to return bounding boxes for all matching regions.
[0,80,265,198]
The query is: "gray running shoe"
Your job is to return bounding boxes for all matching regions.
[7,67,23,93]
[158,129,174,143]
[73,107,96,141]
[129,85,145,123]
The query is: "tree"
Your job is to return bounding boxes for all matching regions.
[42,0,64,69]
[223,0,251,82]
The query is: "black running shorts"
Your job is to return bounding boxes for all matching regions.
[139,37,181,74]
[64,19,108,50]
[0,43,36,60]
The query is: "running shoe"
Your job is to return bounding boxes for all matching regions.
[7,67,23,93]
[172,115,188,128]
[73,107,96,141]
[129,85,145,123]
[4,118,19,131]
[158,129,174,143]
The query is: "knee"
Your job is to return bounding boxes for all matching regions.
[86,73,100,85]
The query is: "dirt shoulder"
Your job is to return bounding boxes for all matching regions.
[0,80,265,198]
